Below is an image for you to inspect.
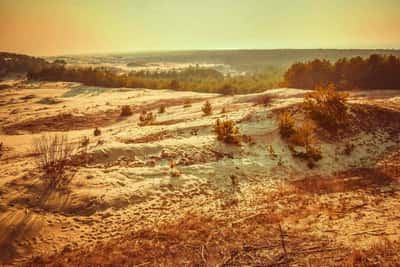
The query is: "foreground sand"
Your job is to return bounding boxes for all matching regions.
[0,80,399,266]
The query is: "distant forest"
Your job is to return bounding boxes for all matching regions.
[283,54,400,90]
[2,51,400,93]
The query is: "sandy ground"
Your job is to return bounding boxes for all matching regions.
[0,80,399,266]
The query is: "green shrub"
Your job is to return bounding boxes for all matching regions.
[303,84,348,131]
[213,118,241,145]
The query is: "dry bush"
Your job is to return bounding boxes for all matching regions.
[120,105,133,116]
[278,110,295,138]
[33,134,76,187]
[303,84,349,131]
[139,111,156,126]
[158,105,166,113]
[213,118,241,145]
[93,127,101,136]
[202,100,212,116]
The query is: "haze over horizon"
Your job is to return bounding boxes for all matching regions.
[1,0,400,57]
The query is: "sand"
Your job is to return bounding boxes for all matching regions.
[0,79,399,266]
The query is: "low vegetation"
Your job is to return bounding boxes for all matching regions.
[213,118,241,145]
[278,112,322,167]
[27,64,279,94]
[139,111,156,126]
[120,105,133,116]
[158,105,166,113]
[32,134,76,188]
[201,100,212,116]
[93,127,101,136]
[303,84,349,131]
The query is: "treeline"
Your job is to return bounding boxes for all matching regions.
[28,65,280,94]
[0,52,49,77]
[283,54,400,90]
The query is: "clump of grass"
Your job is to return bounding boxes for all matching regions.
[202,100,212,116]
[278,111,295,139]
[213,118,241,145]
[33,134,76,188]
[303,84,349,131]
[94,127,101,136]
[183,100,192,108]
[120,105,133,116]
[158,105,166,113]
[139,111,156,126]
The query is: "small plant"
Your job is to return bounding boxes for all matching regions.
[169,160,181,177]
[139,111,156,126]
[0,142,3,158]
[221,106,227,114]
[183,100,192,108]
[94,127,101,136]
[303,84,349,131]
[278,111,295,139]
[120,105,133,116]
[213,118,241,145]
[267,144,277,159]
[202,100,212,116]
[158,105,166,113]
[33,134,76,188]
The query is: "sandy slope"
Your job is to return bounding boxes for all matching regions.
[0,80,399,266]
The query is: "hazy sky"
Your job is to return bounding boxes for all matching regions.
[1,0,399,56]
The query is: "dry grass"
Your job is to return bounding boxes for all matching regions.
[32,134,76,188]
[278,110,295,139]
[345,239,400,267]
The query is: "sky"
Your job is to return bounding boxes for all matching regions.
[0,0,399,56]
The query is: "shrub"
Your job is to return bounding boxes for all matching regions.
[94,127,101,136]
[33,134,76,188]
[289,120,315,148]
[0,142,3,158]
[303,84,348,131]
[139,111,156,126]
[278,111,295,138]
[202,101,212,116]
[158,105,166,113]
[213,118,241,145]
[120,105,133,116]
